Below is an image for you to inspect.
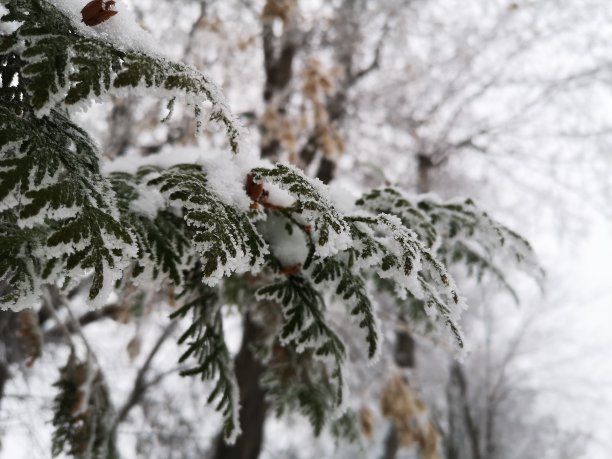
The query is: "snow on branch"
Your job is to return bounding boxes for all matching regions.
[0,0,542,445]
[2,0,246,153]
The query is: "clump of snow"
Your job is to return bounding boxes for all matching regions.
[198,150,254,212]
[328,182,358,214]
[103,149,201,174]
[255,164,353,258]
[130,185,164,219]
[265,183,296,208]
[48,0,163,57]
[258,214,309,267]
[195,237,262,287]
[312,225,352,258]
[103,147,271,212]
[0,192,20,213]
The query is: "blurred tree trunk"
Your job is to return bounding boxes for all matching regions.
[0,311,14,413]
[213,315,267,459]
[444,361,483,459]
[0,285,23,415]
[212,3,300,458]
[216,1,380,456]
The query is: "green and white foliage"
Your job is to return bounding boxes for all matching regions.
[0,105,134,310]
[147,164,268,284]
[309,257,378,359]
[251,164,352,257]
[245,176,466,428]
[356,187,543,303]
[346,213,465,346]
[109,169,193,286]
[0,0,539,451]
[261,341,346,437]
[257,274,347,409]
[170,276,241,444]
[51,353,119,459]
[0,0,244,152]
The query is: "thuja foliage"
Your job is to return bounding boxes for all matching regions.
[0,0,539,456]
[170,273,240,442]
[51,353,118,459]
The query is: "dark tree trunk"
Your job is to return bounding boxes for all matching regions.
[0,362,9,411]
[394,326,416,368]
[445,361,482,459]
[484,392,496,459]
[213,316,267,459]
[0,309,19,414]
[213,4,302,458]
[381,425,400,459]
[316,156,336,185]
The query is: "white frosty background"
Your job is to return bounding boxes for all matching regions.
[2,0,612,458]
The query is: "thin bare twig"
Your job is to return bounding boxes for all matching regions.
[115,321,179,425]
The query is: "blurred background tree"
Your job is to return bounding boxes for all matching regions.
[2,0,612,458]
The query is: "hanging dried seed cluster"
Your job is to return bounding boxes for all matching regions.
[359,405,375,439]
[17,309,43,367]
[302,58,345,159]
[380,375,441,459]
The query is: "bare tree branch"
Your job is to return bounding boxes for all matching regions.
[115,321,179,425]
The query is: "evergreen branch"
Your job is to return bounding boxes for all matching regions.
[251,164,351,256]
[450,240,521,304]
[1,0,244,153]
[171,282,241,444]
[346,214,465,349]
[0,106,132,308]
[148,164,268,285]
[329,410,360,442]
[110,171,193,285]
[357,187,542,282]
[308,256,379,359]
[256,275,346,406]
[0,213,43,310]
[356,188,438,247]
[261,346,343,437]
[51,353,119,459]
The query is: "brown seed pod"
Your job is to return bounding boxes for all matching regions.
[81,0,117,27]
[245,172,289,211]
[246,173,265,203]
[17,310,43,367]
[279,263,301,276]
